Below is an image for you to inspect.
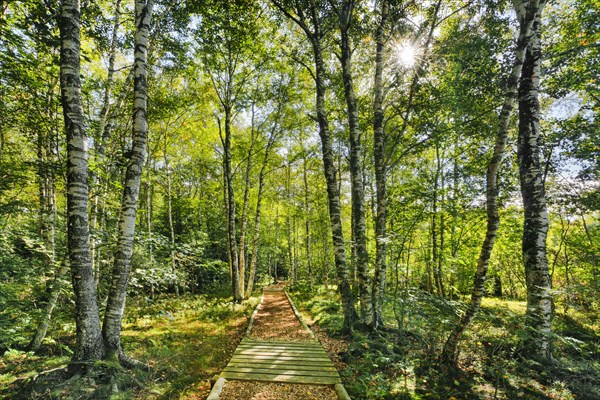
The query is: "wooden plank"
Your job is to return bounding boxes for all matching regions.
[223,367,339,377]
[236,346,325,353]
[230,355,331,363]
[237,343,324,350]
[241,339,319,346]
[335,383,352,400]
[234,350,329,357]
[229,357,333,364]
[220,371,340,385]
[227,361,337,371]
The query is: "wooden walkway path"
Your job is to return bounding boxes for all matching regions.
[207,286,350,399]
[221,338,340,385]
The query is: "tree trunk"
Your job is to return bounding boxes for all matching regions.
[517,7,552,360]
[238,105,257,296]
[223,108,242,302]
[245,125,278,299]
[371,0,389,330]
[90,0,121,280]
[59,0,104,368]
[301,137,313,291]
[101,0,152,363]
[431,145,443,297]
[286,161,294,284]
[29,262,68,351]
[271,0,357,330]
[311,36,357,332]
[166,160,179,296]
[30,126,59,351]
[337,0,373,326]
[440,0,543,366]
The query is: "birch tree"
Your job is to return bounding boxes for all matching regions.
[441,0,545,365]
[271,0,358,331]
[102,0,153,364]
[517,4,552,360]
[331,0,373,326]
[59,0,104,368]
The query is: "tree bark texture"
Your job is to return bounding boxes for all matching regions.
[223,108,242,303]
[440,0,544,365]
[244,130,276,299]
[311,31,357,332]
[29,262,69,351]
[517,5,552,360]
[59,0,104,366]
[337,0,373,326]
[371,0,389,330]
[270,0,358,330]
[101,0,152,362]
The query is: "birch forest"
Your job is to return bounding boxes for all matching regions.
[0,0,598,399]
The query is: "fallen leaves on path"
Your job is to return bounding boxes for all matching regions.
[249,291,313,342]
[216,287,339,400]
[218,381,338,400]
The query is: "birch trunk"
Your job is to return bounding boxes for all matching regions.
[301,136,313,291]
[312,37,357,331]
[90,0,121,279]
[271,0,357,329]
[29,262,68,351]
[238,112,256,296]
[101,0,152,363]
[223,108,242,302]
[166,160,179,296]
[440,0,543,365]
[59,0,104,368]
[517,6,552,360]
[372,0,389,330]
[337,0,373,326]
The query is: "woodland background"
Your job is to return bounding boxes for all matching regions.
[0,0,598,398]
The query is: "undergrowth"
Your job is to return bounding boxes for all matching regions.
[0,291,258,399]
[291,285,600,400]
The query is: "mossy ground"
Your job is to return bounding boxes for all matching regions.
[291,286,600,400]
[0,292,259,399]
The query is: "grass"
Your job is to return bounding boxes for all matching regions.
[290,285,600,400]
[0,291,259,399]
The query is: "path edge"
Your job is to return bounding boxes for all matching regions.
[284,290,317,340]
[206,377,226,400]
[286,290,353,400]
[245,292,264,337]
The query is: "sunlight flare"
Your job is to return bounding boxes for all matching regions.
[395,42,417,68]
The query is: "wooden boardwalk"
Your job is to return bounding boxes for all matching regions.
[220,338,340,385]
[207,286,351,399]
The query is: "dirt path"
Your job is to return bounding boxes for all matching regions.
[216,286,339,400]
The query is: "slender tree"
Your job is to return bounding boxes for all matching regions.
[371,0,389,330]
[332,0,373,326]
[440,0,544,365]
[517,4,552,360]
[272,0,358,331]
[59,0,104,369]
[102,0,153,363]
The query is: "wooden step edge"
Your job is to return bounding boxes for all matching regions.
[284,290,316,339]
[335,383,352,400]
[220,371,340,385]
[245,294,265,337]
[223,367,340,377]
[241,338,320,346]
[206,377,226,400]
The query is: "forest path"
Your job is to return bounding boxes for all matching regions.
[207,284,350,400]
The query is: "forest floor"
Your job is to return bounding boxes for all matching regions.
[290,286,600,400]
[1,285,598,399]
[0,293,259,399]
[217,283,339,400]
